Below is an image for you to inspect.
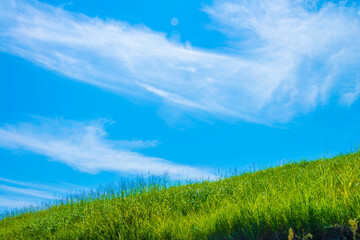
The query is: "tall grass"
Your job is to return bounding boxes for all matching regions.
[1,152,360,239]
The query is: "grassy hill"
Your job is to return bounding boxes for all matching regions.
[1,152,360,239]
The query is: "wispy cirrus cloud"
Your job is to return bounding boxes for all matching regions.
[0,177,84,194]
[0,118,215,180]
[0,0,360,123]
[0,196,33,211]
[0,185,54,199]
[204,0,360,106]
[0,177,68,212]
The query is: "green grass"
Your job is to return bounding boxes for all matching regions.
[1,152,360,239]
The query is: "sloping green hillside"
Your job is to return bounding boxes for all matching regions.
[1,152,360,239]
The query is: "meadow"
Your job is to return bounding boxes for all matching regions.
[1,152,360,239]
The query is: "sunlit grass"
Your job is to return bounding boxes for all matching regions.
[1,152,360,239]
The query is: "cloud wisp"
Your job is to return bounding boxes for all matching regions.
[0,118,215,180]
[0,177,68,211]
[0,196,34,211]
[1,0,360,123]
[0,185,54,199]
[0,177,72,194]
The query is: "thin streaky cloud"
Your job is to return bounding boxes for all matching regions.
[203,0,360,105]
[0,196,34,210]
[0,185,55,199]
[0,118,215,180]
[0,177,77,194]
[0,0,360,123]
[0,178,91,212]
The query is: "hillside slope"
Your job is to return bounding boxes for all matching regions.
[1,152,360,239]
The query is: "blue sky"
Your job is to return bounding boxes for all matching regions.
[1,0,360,211]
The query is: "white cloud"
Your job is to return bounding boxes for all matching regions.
[0,177,80,194]
[0,0,360,123]
[0,178,70,212]
[338,80,360,106]
[0,196,34,210]
[0,185,54,199]
[0,177,95,212]
[204,0,360,106]
[0,118,215,180]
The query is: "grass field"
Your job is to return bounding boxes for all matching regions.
[1,152,360,239]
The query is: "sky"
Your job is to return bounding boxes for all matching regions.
[1,0,360,211]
